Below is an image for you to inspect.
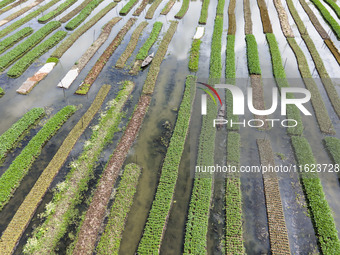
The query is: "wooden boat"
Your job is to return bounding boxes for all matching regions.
[141,52,154,67]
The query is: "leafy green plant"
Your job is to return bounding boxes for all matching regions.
[210,16,223,79]
[0,108,44,165]
[323,137,340,164]
[7,31,67,78]
[136,22,163,60]
[188,39,201,72]
[138,76,196,254]
[51,2,118,58]
[0,27,33,54]
[0,105,76,211]
[119,0,138,15]
[0,21,61,71]
[291,136,340,254]
[199,0,210,24]
[46,57,59,64]
[0,0,61,39]
[97,163,141,254]
[0,87,4,97]
[38,0,78,23]
[174,0,189,19]
[323,0,340,18]
[245,34,261,75]
[24,83,133,254]
[65,0,104,30]
[216,0,225,16]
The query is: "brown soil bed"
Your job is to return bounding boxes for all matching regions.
[273,0,294,37]
[73,95,152,255]
[228,0,236,34]
[161,0,176,15]
[325,39,340,65]
[244,0,252,34]
[133,0,148,16]
[256,0,273,33]
[251,75,269,130]
[257,139,291,255]
[129,59,143,75]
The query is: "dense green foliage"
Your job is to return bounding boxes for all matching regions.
[323,137,340,164]
[0,0,61,39]
[174,0,189,19]
[307,0,340,39]
[0,21,60,71]
[291,136,340,254]
[38,0,78,23]
[216,0,225,16]
[245,34,261,75]
[136,22,162,60]
[51,2,118,58]
[138,76,195,254]
[199,0,210,24]
[24,84,132,254]
[0,108,44,165]
[119,0,138,15]
[184,2,223,252]
[65,0,104,30]
[97,163,141,254]
[7,31,67,78]
[0,27,33,54]
[323,0,340,18]
[188,39,201,72]
[0,106,76,211]
[0,87,4,97]
[0,0,15,9]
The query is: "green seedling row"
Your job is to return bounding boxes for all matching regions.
[51,2,118,58]
[0,27,33,54]
[160,0,175,15]
[323,0,340,18]
[7,31,67,78]
[198,0,210,24]
[291,136,340,254]
[0,105,76,211]
[24,83,132,254]
[174,0,189,19]
[119,0,138,15]
[245,34,261,75]
[210,16,223,78]
[65,0,104,30]
[97,163,141,254]
[0,0,15,9]
[323,136,340,164]
[0,21,61,71]
[0,108,44,165]
[188,39,201,72]
[136,21,163,60]
[38,0,78,23]
[137,76,196,254]
[0,0,61,39]
[145,0,163,19]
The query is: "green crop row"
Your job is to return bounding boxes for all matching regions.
[0,105,76,212]
[0,0,15,9]
[145,0,162,19]
[119,0,138,15]
[225,132,245,254]
[245,34,261,75]
[51,2,117,58]
[174,0,189,19]
[188,39,201,72]
[7,31,67,78]
[160,0,175,15]
[142,21,178,95]
[116,21,148,68]
[266,33,305,135]
[0,87,4,97]
[75,18,136,95]
[0,21,60,71]
[0,108,44,165]
[291,136,340,254]
[0,27,33,54]
[24,83,132,254]
[38,0,78,23]
[96,163,141,254]
[184,1,223,251]
[323,136,340,164]
[138,76,196,254]
[199,0,210,24]
[0,0,61,39]
[0,0,30,15]
[65,0,104,30]
[225,35,239,131]
[308,0,340,39]
[59,0,92,23]
[0,87,110,255]
[216,0,225,16]
[323,0,340,18]
[210,16,223,78]
[310,0,340,38]
[136,21,162,60]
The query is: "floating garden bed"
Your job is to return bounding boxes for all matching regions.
[59,0,93,23]
[0,0,30,15]
[323,136,340,165]
[256,0,273,33]
[188,39,201,72]
[161,0,175,15]
[0,86,110,255]
[133,0,148,16]
[244,0,252,34]
[174,0,189,19]
[145,0,163,19]
[38,0,78,23]
[198,0,209,24]
[245,34,261,75]
[0,27,33,54]
[119,0,139,15]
